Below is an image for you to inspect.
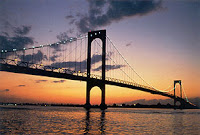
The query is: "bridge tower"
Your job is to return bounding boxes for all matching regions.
[174,80,182,109]
[84,30,107,110]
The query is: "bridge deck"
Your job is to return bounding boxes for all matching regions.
[0,62,186,103]
[0,57,197,109]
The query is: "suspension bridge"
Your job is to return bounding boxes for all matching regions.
[0,30,197,109]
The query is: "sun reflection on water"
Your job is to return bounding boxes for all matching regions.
[0,106,199,134]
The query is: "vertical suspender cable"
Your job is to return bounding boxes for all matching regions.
[32,48,34,64]
[69,41,71,70]
[109,39,111,78]
[49,45,50,66]
[75,39,77,72]
[85,36,87,73]
[22,50,25,63]
[80,38,82,72]
[41,46,43,65]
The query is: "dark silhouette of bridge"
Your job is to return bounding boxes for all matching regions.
[0,30,197,109]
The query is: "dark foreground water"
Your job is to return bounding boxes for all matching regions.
[0,106,199,134]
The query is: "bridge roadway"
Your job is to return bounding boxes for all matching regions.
[0,60,197,109]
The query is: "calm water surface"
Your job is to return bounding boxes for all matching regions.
[0,106,199,134]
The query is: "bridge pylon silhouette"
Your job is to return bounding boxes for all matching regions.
[174,80,183,109]
[84,30,107,110]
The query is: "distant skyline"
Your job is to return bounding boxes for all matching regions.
[0,0,199,104]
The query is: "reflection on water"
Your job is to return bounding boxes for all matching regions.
[0,106,200,134]
[84,110,105,134]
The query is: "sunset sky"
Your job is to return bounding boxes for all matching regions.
[0,0,199,105]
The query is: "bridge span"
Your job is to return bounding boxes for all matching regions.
[0,30,197,109]
[0,60,197,109]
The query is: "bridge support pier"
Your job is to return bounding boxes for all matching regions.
[100,85,107,110]
[84,80,107,110]
[84,83,92,110]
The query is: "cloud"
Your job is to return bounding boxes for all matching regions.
[65,15,76,25]
[91,54,105,64]
[20,50,47,63]
[50,54,105,72]
[50,53,124,73]
[54,29,75,52]
[68,28,74,34]
[50,60,87,72]
[0,25,34,52]
[3,20,12,30]
[52,80,66,83]
[50,55,59,62]
[126,42,132,47]
[35,80,48,83]
[56,29,75,41]
[56,32,69,41]
[69,19,76,25]
[0,89,10,92]
[74,0,163,33]
[94,64,125,71]
[18,85,26,87]
[65,15,74,19]
[14,26,31,35]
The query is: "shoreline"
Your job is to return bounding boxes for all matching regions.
[0,104,198,109]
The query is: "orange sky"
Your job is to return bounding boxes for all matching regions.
[0,69,199,105]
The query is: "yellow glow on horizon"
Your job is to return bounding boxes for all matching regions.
[0,70,199,104]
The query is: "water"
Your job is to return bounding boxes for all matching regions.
[0,106,199,135]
